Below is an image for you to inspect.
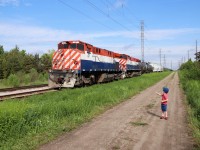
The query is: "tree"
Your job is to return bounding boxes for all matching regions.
[40,49,55,72]
[7,46,23,74]
[0,45,4,55]
[40,53,52,72]
[0,57,3,79]
[0,45,4,79]
[34,54,41,72]
[23,54,35,73]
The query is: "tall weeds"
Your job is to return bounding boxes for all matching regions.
[179,60,200,147]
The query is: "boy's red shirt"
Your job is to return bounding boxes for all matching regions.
[161,93,168,105]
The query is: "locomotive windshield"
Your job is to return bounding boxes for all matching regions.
[58,42,69,49]
[70,43,84,51]
[120,54,127,59]
[70,43,76,49]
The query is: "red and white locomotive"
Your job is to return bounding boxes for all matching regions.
[48,40,141,88]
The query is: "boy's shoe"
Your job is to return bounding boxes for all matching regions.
[160,116,164,119]
[165,117,168,120]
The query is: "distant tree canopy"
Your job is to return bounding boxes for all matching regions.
[195,52,200,62]
[0,45,54,79]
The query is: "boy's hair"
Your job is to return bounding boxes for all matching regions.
[163,87,169,93]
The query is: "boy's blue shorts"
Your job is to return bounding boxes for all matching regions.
[161,104,167,112]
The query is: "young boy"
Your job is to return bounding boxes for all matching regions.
[156,87,169,120]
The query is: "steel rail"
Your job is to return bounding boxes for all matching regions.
[0,84,48,92]
[0,86,56,101]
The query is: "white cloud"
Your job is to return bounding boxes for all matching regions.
[0,21,198,70]
[0,0,19,6]
[145,28,200,40]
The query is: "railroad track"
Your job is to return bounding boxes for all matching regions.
[0,84,48,92]
[0,84,57,101]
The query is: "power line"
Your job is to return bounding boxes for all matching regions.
[100,0,139,29]
[123,4,141,24]
[57,0,114,30]
[83,0,131,31]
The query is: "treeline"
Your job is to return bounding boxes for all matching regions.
[179,60,200,147]
[0,45,54,87]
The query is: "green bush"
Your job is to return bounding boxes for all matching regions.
[24,74,31,85]
[0,70,48,88]
[29,68,39,82]
[7,74,20,87]
[16,71,26,84]
[1,79,8,87]
[180,61,200,80]
[38,74,46,82]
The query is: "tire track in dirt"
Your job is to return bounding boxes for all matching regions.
[39,72,194,150]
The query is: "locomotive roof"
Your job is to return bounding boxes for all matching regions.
[59,40,93,46]
[58,40,141,62]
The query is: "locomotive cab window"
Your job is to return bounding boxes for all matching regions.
[120,55,127,59]
[77,44,84,51]
[63,43,68,48]
[70,43,77,49]
[58,42,69,49]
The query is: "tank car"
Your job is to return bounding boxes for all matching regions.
[139,62,153,74]
[48,40,141,88]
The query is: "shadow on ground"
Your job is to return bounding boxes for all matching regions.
[147,111,160,118]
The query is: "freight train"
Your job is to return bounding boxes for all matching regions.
[49,40,145,88]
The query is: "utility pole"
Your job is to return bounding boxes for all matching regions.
[160,49,162,67]
[196,40,198,61]
[181,57,183,64]
[171,60,172,70]
[163,54,166,68]
[141,20,144,62]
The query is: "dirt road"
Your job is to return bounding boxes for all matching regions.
[39,72,194,150]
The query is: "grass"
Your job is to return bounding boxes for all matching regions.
[130,121,148,126]
[112,145,120,150]
[0,71,171,150]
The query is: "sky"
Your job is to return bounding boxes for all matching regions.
[0,0,200,70]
